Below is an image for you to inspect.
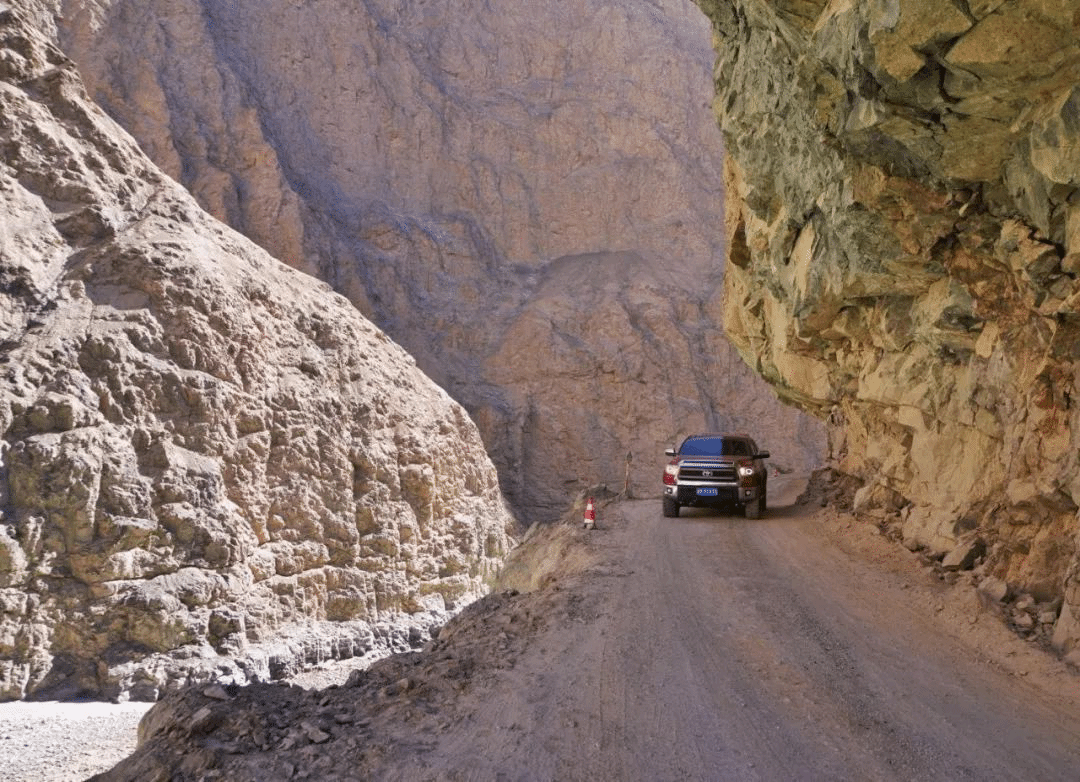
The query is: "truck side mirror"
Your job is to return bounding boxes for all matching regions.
[664,448,676,458]
[757,451,770,459]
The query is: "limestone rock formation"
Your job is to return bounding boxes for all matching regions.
[699,0,1080,650]
[0,6,515,701]
[24,0,825,515]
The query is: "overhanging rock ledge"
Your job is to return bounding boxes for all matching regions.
[698,0,1080,651]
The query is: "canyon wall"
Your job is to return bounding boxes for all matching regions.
[0,6,514,700]
[23,0,824,516]
[699,0,1080,650]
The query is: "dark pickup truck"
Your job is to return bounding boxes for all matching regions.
[662,433,769,519]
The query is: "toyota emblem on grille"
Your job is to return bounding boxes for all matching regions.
[702,470,714,477]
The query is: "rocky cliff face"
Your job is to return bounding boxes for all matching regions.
[0,6,514,700]
[699,0,1080,650]
[23,0,825,515]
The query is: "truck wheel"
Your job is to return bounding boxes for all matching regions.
[744,496,763,520]
[662,496,680,518]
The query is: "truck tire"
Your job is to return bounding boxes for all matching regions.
[744,495,763,520]
[662,496,680,518]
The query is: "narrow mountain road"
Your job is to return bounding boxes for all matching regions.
[538,479,1080,781]
[96,475,1080,781]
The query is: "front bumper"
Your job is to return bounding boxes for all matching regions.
[666,483,760,505]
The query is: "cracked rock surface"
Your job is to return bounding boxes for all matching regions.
[0,6,515,702]
[699,0,1080,653]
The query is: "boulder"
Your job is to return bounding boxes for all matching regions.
[977,577,1010,606]
[942,536,986,572]
[1012,612,1036,632]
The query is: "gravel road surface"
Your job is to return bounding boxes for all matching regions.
[395,474,1080,781]
[573,482,1080,780]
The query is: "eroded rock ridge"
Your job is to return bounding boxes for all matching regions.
[0,7,515,700]
[700,0,1080,650]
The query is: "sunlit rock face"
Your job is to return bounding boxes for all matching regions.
[0,7,514,700]
[699,0,1080,649]
[23,0,825,516]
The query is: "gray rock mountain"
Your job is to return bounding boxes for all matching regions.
[23,0,825,515]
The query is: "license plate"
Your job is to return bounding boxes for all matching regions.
[696,487,719,497]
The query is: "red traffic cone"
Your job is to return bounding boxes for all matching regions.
[583,497,596,529]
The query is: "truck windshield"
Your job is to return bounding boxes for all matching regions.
[680,438,748,457]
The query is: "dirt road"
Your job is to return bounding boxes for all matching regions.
[546,479,1080,781]
[97,475,1080,780]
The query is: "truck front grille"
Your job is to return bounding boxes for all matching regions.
[678,462,736,481]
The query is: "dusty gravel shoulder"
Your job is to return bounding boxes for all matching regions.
[804,472,1080,692]
[0,651,383,782]
[0,701,153,782]
[0,497,604,782]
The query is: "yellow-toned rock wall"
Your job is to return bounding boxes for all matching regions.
[700,0,1080,649]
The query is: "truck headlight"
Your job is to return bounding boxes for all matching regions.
[738,465,754,478]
